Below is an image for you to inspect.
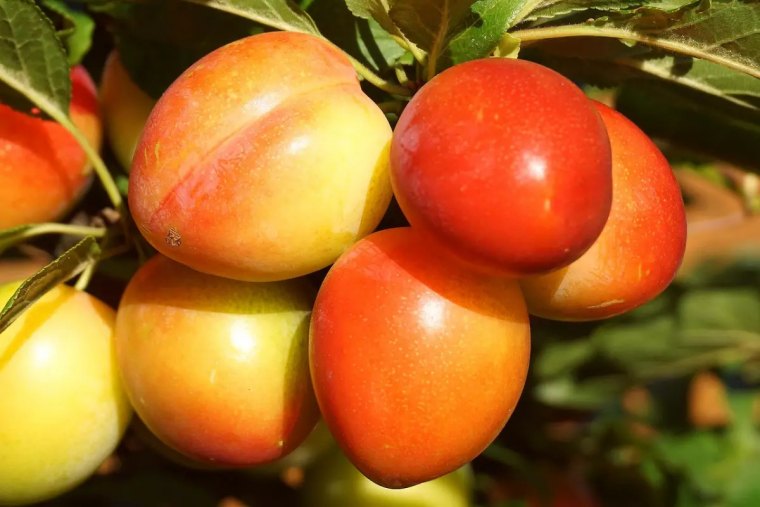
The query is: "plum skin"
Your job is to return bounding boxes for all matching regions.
[0,66,101,228]
[520,101,687,321]
[128,32,394,282]
[309,227,531,488]
[390,58,613,276]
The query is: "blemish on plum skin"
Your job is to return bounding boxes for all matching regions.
[588,299,625,309]
[166,227,182,247]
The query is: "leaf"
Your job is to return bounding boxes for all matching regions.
[535,375,626,409]
[534,339,595,378]
[616,80,760,171]
[343,0,424,62]
[654,431,725,483]
[726,463,760,507]
[184,0,319,34]
[678,288,760,333]
[390,0,530,72]
[593,315,680,367]
[0,237,100,334]
[521,0,690,24]
[615,55,760,110]
[524,40,760,111]
[358,18,408,69]
[88,1,264,98]
[513,1,760,80]
[346,0,400,34]
[39,0,95,65]
[0,225,33,254]
[448,0,526,64]
[0,0,70,117]
[388,0,472,74]
[310,0,405,72]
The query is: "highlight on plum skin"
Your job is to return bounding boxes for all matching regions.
[114,254,320,467]
[128,31,394,283]
[309,227,531,489]
[520,101,687,321]
[390,58,613,277]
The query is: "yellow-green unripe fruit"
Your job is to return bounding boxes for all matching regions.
[0,283,132,505]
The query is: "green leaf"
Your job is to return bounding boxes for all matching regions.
[88,1,264,99]
[388,0,470,74]
[0,1,118,209]
[727,463,760,507]
[0,225,33,254]
[184,0,319,34]
[678,288,760,333]
[616,80,760,170]
[524,43,760,111]
[0,237,100,334]
[39,0,95,65]
[535,375,626,409]
[654,431,725,484]
[615,55,760,110]
[342,0,419,66]
[534,339,595,378]
[310,0,405,71]
[389,0,528,74]
[521,0,689,24]
[448,0,524,64]
[359,18,407,69]
[0,0,70,117]
[513,1,760,80]
[346,0,401,35]
[593,315,679,366]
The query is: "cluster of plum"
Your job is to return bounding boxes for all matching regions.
[0,29,685,505]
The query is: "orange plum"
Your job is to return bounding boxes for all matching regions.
[129,32,393,282]
[115,255,319,467]
[0,66,101,228]
[520,102,686,321]
[100,51,156,171]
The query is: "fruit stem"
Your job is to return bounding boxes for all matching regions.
[345,54,412,96]
[47,110,125,211]
[425,43,440,82]
[9,223,106,242]
[511,25,760,79]
[389,34,426,66]
[74,260,97,290]
[394,65,411,86]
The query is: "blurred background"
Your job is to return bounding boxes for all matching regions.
[4,1,760,506]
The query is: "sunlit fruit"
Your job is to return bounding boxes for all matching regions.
[0,283,131,505]
[100,51,156,171]
[115,255,319,466]
[521,102,686,321]
[129,31,393,282]
[0,66,101,228]
[390,58,612,276]
[310,227,531,488]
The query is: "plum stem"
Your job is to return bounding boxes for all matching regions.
[2,223,106,247]
[74,260,96,290]
[388,34,426,66]
[345,54,412,96]
[46,109,124,214]
[512,25,760,79]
